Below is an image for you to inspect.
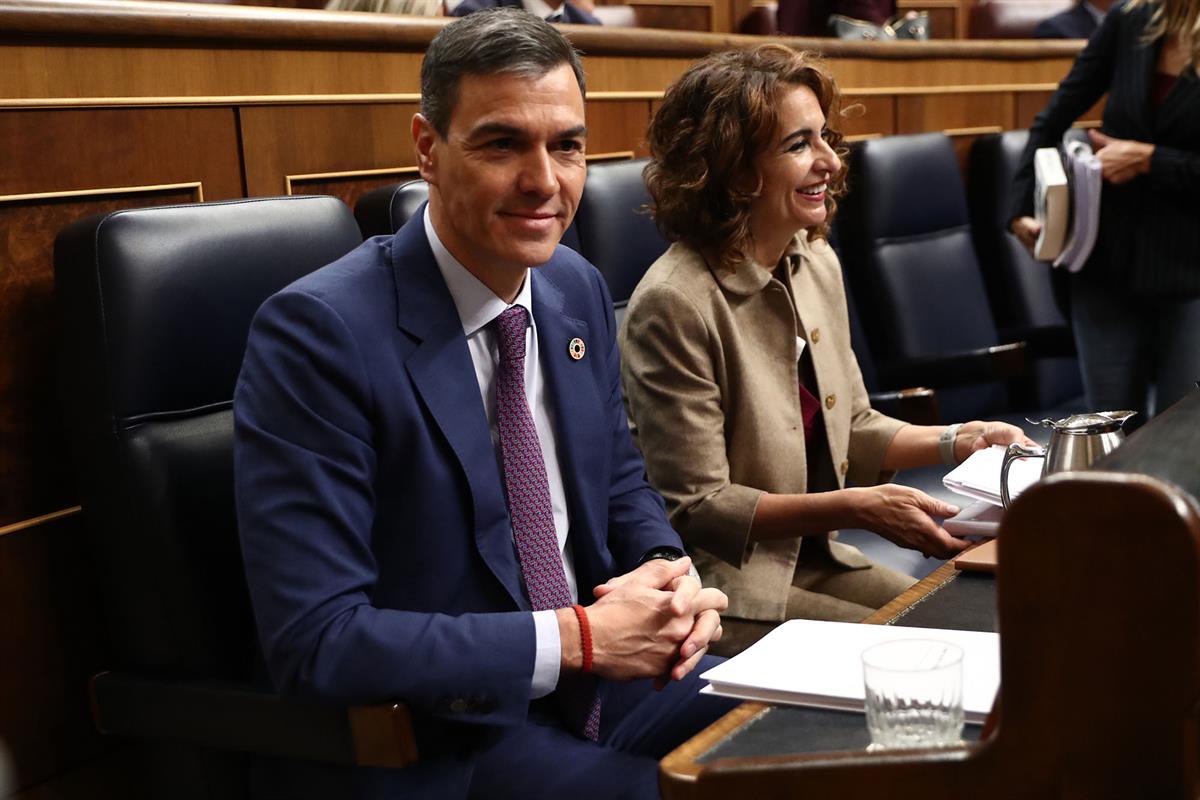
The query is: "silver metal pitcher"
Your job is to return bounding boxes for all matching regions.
[999,411,1137,507]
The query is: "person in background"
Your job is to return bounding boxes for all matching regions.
[1034,0,1116,38]
[1011,0,1200,424]
[619,45,1031,650]
[453,0,601,24]
[235,10,730,799]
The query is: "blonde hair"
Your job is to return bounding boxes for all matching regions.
[1125,0,1200,70]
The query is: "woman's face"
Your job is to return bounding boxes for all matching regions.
[747,84,842,237]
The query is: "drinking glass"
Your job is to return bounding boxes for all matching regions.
[861,639,964,750]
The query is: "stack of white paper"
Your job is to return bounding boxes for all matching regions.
[1054,139,1102,273]
[942,444,1042,507]
[699,619,1000,723]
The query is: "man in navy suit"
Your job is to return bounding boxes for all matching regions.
[1034,0,1113,38]
[235,9,732,799]
[453,0,603,25]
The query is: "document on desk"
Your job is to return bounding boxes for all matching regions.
[699,620,1000,723]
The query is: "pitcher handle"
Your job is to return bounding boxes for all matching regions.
[1000,443,1045,508]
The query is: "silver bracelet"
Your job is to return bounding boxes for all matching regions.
[939,423,963,466]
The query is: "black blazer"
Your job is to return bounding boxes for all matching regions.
[1012,1,1200,296]
[1034,3,1099,38]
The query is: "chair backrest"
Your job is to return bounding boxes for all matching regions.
[968,0,1071,37]
[968,130,1083,409]
[836,132,1006,421]
[55,196,363,679]
[354,177,583,253]
[573,157,669,305]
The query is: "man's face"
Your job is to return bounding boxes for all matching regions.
[414,64,587,295]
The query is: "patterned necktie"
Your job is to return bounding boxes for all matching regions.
[493,305,601,741]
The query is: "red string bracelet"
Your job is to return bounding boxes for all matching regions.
[571,604,594,674]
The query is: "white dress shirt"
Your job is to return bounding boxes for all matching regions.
[424,208,570,699]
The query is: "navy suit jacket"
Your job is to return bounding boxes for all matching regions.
[234,211,681,796]
[1034,4,1098,39]
[1012,1,1200,296]
[452,0,603,24]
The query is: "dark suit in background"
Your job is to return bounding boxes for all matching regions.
[453,0,603,24]
[235,213,731,798]
[1034,2,1101,38]
[1012,0,1200,420]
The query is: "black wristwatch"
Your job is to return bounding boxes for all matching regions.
[638,546,686,566]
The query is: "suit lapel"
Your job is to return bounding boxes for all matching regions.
[531,269,604,578]
[390,213,527,609]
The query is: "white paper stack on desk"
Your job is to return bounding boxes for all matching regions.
[941,444,1043,537]
[699,619,1001,724]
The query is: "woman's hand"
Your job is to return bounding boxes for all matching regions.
[850,485,969,559]
[1010,216,1041,250]
[953,420,1037,464]
[1088,130,1154,185]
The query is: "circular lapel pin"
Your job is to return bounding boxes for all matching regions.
[567,337,586,361]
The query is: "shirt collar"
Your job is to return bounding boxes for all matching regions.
[709,235,809,296]
[424,206,533,337]
[523,0,563,18]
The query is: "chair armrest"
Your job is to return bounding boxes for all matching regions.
[999,325,1076,359]
[869,387,941,426]
[91,671,417,768]
[878,342,1026,390]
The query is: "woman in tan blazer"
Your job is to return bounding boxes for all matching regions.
[619,45,1030,642]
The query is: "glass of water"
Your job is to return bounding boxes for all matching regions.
[861,639,964,750]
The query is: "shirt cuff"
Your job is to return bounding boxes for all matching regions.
[530,609,562,699]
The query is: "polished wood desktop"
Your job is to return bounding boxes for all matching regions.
[661,391,1200,800]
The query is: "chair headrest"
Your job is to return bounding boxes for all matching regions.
[55,195,362,428]
[574,157,667,303]
[355,179,429,239]
[848,133,968,241]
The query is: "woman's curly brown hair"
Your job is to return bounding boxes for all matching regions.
[644,45,849,272]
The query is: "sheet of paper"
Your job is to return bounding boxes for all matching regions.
[944,499,1004,537]
[700,619,1000,723]
[943,444,1042,507]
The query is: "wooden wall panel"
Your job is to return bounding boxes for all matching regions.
[584,99,654,157]
[0,515,112,792]
[0,109,243,199]
[841,94,897,139]
[896,89,1013,133]
[630,0,716,32]
[239,103,419,198]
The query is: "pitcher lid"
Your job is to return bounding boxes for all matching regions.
[1028,410,1136,434]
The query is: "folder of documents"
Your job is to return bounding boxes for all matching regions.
[1033,147,1069,262]
[1054,139,1102,273]
[699,619,1001,724]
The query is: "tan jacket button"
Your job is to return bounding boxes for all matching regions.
[840,460,849,474]
[825,394,836,410]
[811,328,821,344]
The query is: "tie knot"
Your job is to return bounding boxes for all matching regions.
[546,12,563,21]
[495,306,528,363]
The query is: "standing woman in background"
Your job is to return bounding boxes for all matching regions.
[619,46,1028,647]
[1010,0,1200,423]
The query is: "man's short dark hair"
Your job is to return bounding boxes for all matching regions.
[420,8,587,137]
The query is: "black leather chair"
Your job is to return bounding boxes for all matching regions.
[55,196,416,799]
[835,132,1033,424]
[355,177,583,253]
[573,158,669,311]
[968,129,1084,412]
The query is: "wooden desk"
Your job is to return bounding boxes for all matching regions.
[661,561,994,791]
[660,392,1200,800]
